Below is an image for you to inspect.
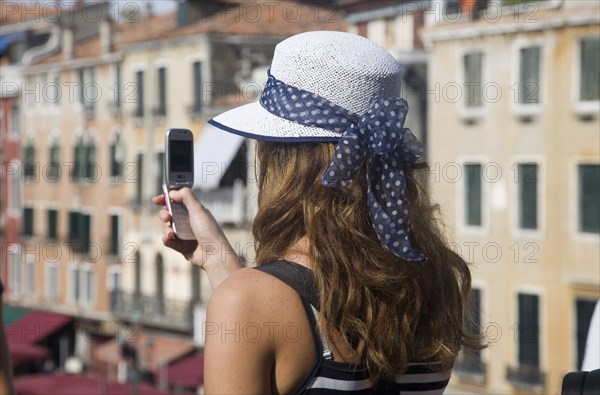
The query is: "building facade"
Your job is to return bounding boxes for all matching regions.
[423,0,599,393]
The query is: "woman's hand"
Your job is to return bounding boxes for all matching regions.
[152,188,243,289]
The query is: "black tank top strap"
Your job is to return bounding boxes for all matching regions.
[255,260,320,310]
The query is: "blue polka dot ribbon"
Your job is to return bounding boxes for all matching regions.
[260,71,427,262]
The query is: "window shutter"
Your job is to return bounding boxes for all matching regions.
[465,164,482,226]
[48,209,57,240]
[519,164,538,229]
[579,165,600,233]
[110,215,119,256]
[193,62,202,112]
[580,38,600,101]
[518,293,540,367]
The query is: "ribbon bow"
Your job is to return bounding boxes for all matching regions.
[320,98,427,262]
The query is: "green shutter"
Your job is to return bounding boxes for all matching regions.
[158,67,167,116]
[110,215,119,256]
[463,288,482,364]
[579,164,600,233]
[136,153,144,206]
[193,62,202,112]
[518,293,540,367]
[69,211,80,245]
[519,164,538,229]
[86,143,96,180]
[465,164,482,226]
[48,209,57,240]
[24,145,35,178]
[23,207,34,236]
[80,214,91,253]
[520,47,541,104]
[464,53,483,108]
[136,71,144,117]
[580,38,600,101]
[576,299,597,370]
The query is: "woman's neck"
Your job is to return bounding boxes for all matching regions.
[283,236,311,269]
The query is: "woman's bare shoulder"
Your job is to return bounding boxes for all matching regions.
[208,267,301,319]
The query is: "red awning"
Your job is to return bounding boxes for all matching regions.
[9,342,51,367]
[6,310,71,344]
[166,351,204,389]
[14,373,174,395]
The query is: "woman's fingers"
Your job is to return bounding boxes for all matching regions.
[158,207,172,223]
[169,188,204,213]
[152,194,166,206]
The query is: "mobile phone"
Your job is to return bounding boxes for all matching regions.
[163,128,195,240]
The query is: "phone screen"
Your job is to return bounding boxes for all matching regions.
[170,140,193,172]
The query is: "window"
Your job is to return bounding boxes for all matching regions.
[443,0,461,16]
[578,164,600,234]
[69,265,80,302]
[465,164,482,226]
[519,46,541,104]
[8,244,22,294]
[464,53,483,108]
[109,214,120,257]
[580,38,600,102]
[47,141,61,182]
[23,207,34,237]
[460,288,484,373]
[135,153,144,207]
[47,209,58,240]
[518,164,538,230]
[576,299,597,370]
[79,67,96,115]
[107,267,122,311]
[23,143,36,180]
[156,254,165,316]
[109,133,124,179]
[68,211,92,253]
[73,137,86,181]
[157,67,167,116]
[73,137,96,182]
[193,61,203,113]
[9,102,20,138]
[135,70,144,117]
[46,263,58,301]
[156,152,164,195]
[517,293,540,368]
[114,63,122,109]
[9,161,22,213]
[82,267,95,305]
[85,141,97,180]
[25,260,35,295]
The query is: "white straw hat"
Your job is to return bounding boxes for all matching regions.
[210,30,428,262]
[208,30,403,142]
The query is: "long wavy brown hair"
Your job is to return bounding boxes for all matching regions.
[253,141,477,386]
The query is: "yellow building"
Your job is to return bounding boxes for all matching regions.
[423,0,600,393]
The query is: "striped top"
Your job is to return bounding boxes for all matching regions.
[255,261,452,394]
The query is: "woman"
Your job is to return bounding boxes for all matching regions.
[155,31,475,394]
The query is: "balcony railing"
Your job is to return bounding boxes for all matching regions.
[454,353,486,384]
[198,182,247,226]
[506,365,546,389]
[111,291,194,331]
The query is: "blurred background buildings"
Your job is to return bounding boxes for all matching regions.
[0,0,598,394]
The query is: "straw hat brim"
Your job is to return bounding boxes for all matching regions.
[209,101,341,143]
